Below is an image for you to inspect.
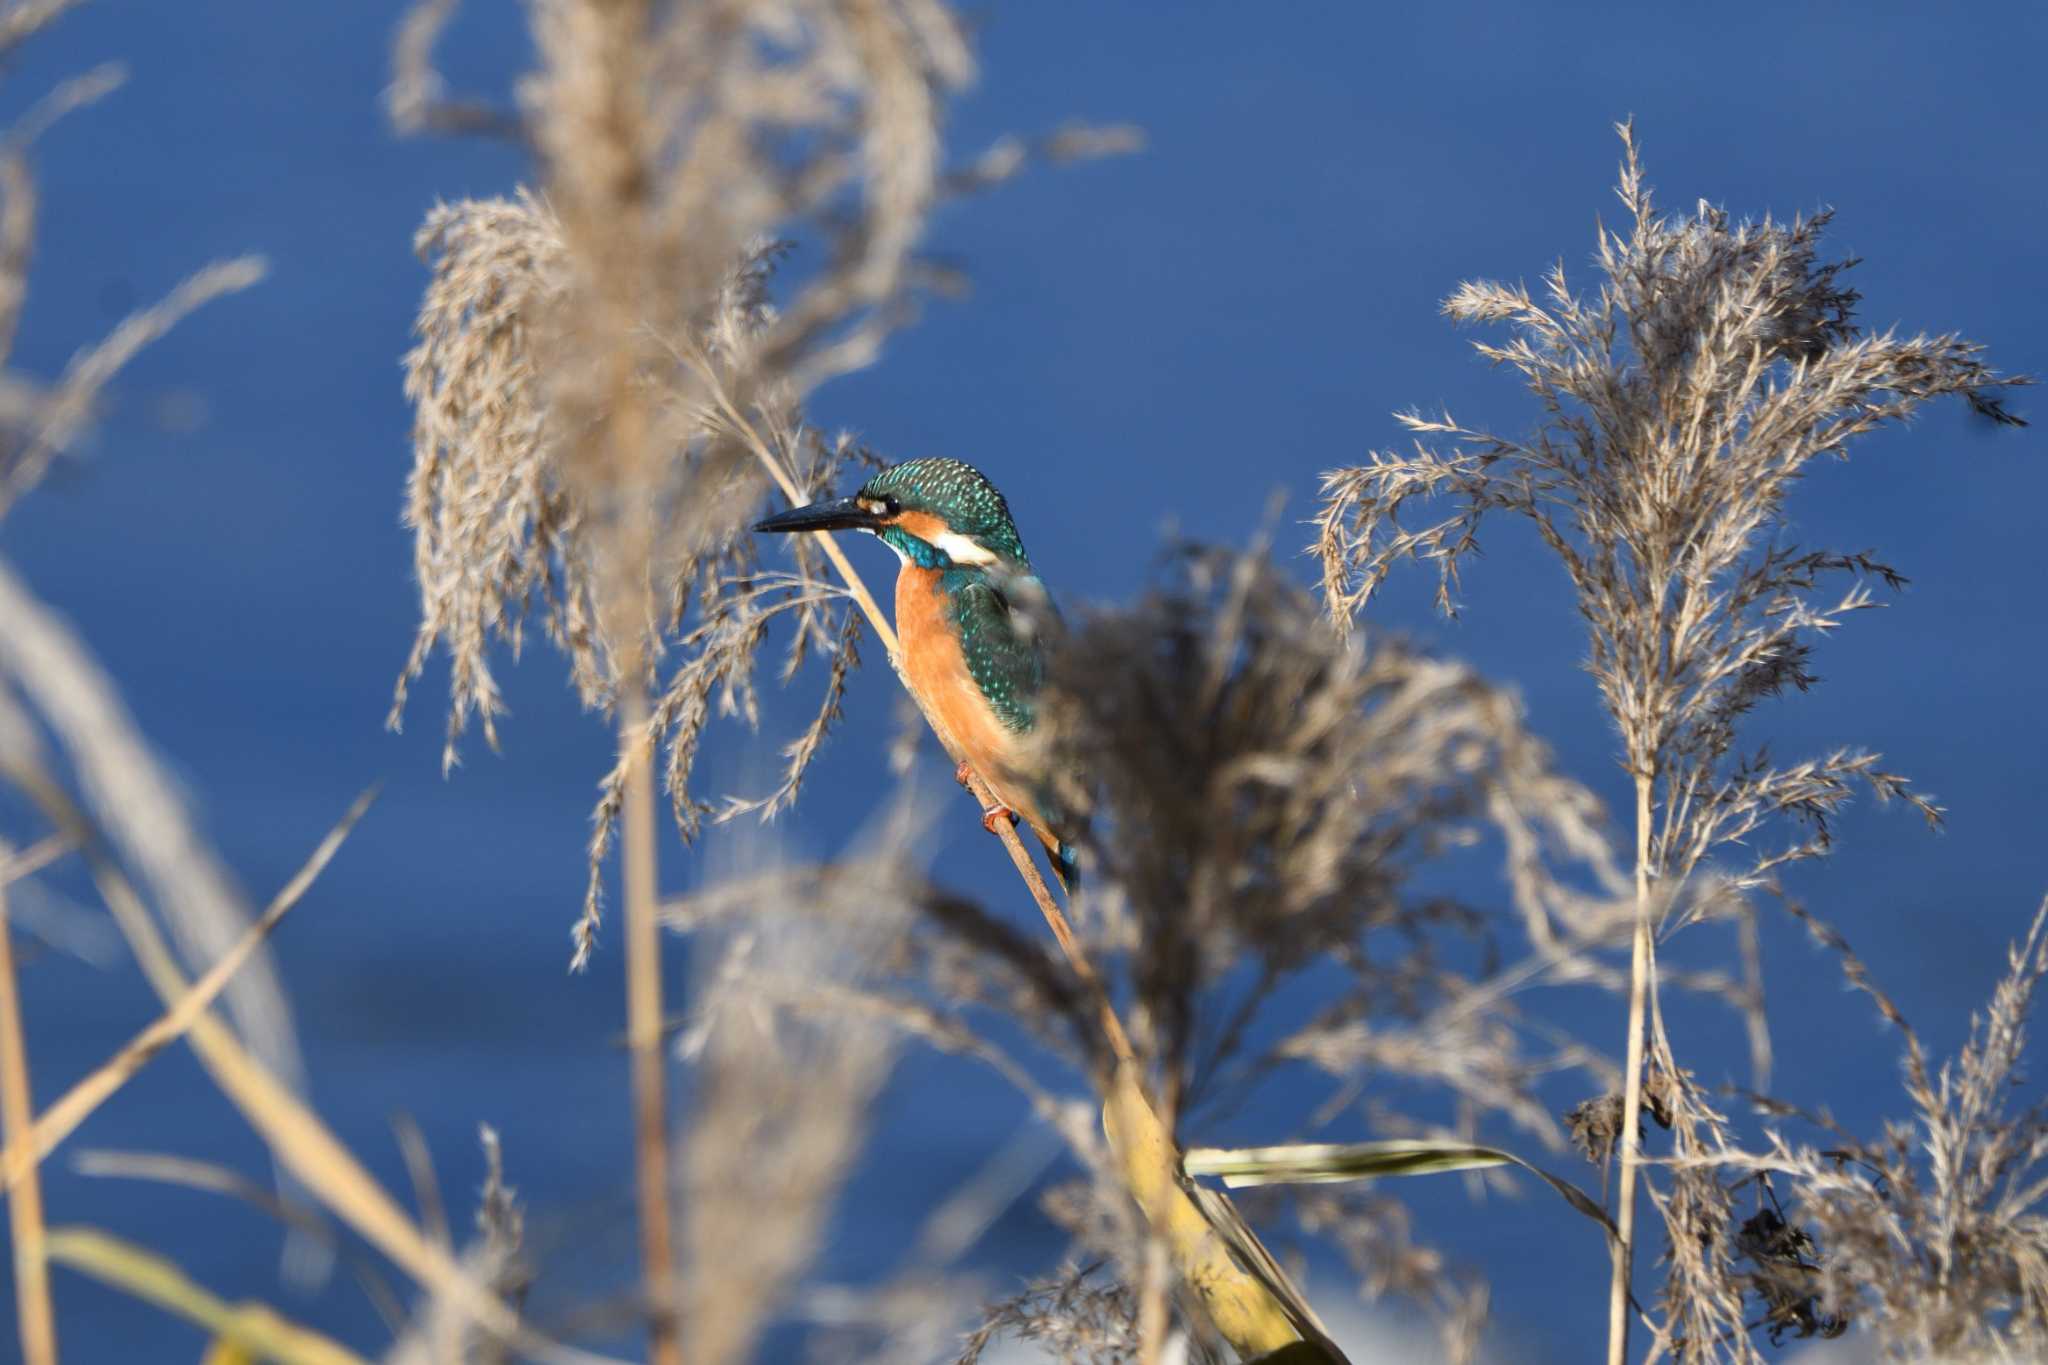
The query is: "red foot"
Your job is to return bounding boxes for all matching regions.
[955,760,1017,835]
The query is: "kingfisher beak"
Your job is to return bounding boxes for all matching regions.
[751,496,881,536]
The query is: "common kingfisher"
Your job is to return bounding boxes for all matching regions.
[753,457,1079,889]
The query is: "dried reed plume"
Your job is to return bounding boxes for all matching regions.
[1316,123,2026,1363]
[1037,542,1624,1136]
[1003,540,1629,1358]
[1769,899,2048,1360]
[386,1,1139,1359]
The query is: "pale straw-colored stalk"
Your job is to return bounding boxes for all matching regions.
[0,874,57,1365]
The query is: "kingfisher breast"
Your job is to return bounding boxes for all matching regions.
[894,564,1070,877]
[897,565,1046,812]
[897,567,1014,768]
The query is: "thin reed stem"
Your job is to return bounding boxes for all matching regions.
[0,834,70,888]
[1608,770,1654,1365]
[0,880,59,1365]
[700,376,894,645]
[1136,1239,1169,1365]
[960,766,1133,1068]
[619,682,680,1365]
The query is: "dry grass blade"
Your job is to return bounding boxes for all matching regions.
[0,557,308,1114]
[0,831,71,887]
[1,787,375,1194]
[45,1225,368,1365]
[0,875,56,1364]
[100,905,545,1357]
[1187,1140,1519,1185]
[393,1121,447,1255]
[1185,1140,1617,1246]
[0,257,267,518]
[0,0,86,58]
[0,63,127,366]
[385,0,525,142]
[68,1147,413,1341]
[71,1149,331,1241]
[9,768,622,1365]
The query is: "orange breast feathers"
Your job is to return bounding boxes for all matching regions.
[894,567,1061,858]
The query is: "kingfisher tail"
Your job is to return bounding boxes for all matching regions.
[1051,840,1080,894]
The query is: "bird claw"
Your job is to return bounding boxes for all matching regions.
[954,761,1017,835]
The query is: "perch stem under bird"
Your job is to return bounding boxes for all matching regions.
[753,458,1080,892]
[755,458,1350,1363]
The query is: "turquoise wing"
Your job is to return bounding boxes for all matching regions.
[947,569,1081,889]
[945,570,1050,734]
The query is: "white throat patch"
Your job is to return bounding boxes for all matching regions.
[931,531,997,566]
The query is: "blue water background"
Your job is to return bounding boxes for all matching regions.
[2,3,2045,1359]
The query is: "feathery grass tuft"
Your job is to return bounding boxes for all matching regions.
[1317,121,2028,1364]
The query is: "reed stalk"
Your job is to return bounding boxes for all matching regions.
[0,877,57,1365]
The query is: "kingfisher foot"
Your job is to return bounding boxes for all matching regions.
[954,759,977,790]
[979,803,1020,836]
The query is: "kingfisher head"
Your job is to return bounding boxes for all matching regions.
[752,457,1030,572]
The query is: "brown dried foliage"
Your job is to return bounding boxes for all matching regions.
[1035,542,1622,1138]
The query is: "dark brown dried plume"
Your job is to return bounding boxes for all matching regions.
[1295,1187,1489,1365]
[1035,542,1619,1135]
[1733,1196,1846,1346]
[1569,1094,1629,1169]
[1787,900,2048,1359]
[957,1261,1228,1365]
[1569,1071,1678,1170]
